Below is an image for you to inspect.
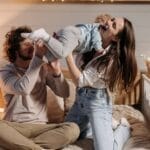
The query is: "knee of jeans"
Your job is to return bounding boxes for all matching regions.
[63,122,80,143]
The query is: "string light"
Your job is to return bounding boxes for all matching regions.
[41,0,115,3]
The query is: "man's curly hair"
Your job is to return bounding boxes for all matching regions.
[3,26,32,63]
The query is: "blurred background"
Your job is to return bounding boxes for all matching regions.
[0,0,150,71]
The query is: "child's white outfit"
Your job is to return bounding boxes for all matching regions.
[22,23,102,61]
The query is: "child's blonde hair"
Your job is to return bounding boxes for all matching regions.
[95,14,112,24]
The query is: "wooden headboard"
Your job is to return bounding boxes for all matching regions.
[114,73,141,105]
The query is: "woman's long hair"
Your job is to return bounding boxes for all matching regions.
[82,18,138,92]
[115,17,137,91]
[80,49,97,70]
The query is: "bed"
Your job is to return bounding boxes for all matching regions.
[60,70,150,150]
[0,70,150,150]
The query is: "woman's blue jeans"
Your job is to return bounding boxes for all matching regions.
[65,87,130,150]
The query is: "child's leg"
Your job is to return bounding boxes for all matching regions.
[22,27,81,62]
[45,26,81,61]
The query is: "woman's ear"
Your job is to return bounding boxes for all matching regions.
[112,36,118,42]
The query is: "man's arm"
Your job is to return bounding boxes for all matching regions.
[0,40,46,95]
[0,57,43,95]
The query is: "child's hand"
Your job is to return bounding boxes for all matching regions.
[21,28,50,42]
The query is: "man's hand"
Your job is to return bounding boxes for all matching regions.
[21,28,50,42]
[34,40,47,59]
[48,59,61,77]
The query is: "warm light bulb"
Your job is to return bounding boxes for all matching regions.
[147,57,150,61]
[140,54,146,58]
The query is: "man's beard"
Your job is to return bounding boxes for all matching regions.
[18,51,32,61]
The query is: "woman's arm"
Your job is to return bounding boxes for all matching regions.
[66,53,81,86]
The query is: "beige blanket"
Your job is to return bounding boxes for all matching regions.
[46,82,150,150]
[62,105,150,150]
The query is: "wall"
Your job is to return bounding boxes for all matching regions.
[0,0,150,70]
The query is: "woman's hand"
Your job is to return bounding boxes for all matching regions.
[66,53,74,62]
[48,59,61,77]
